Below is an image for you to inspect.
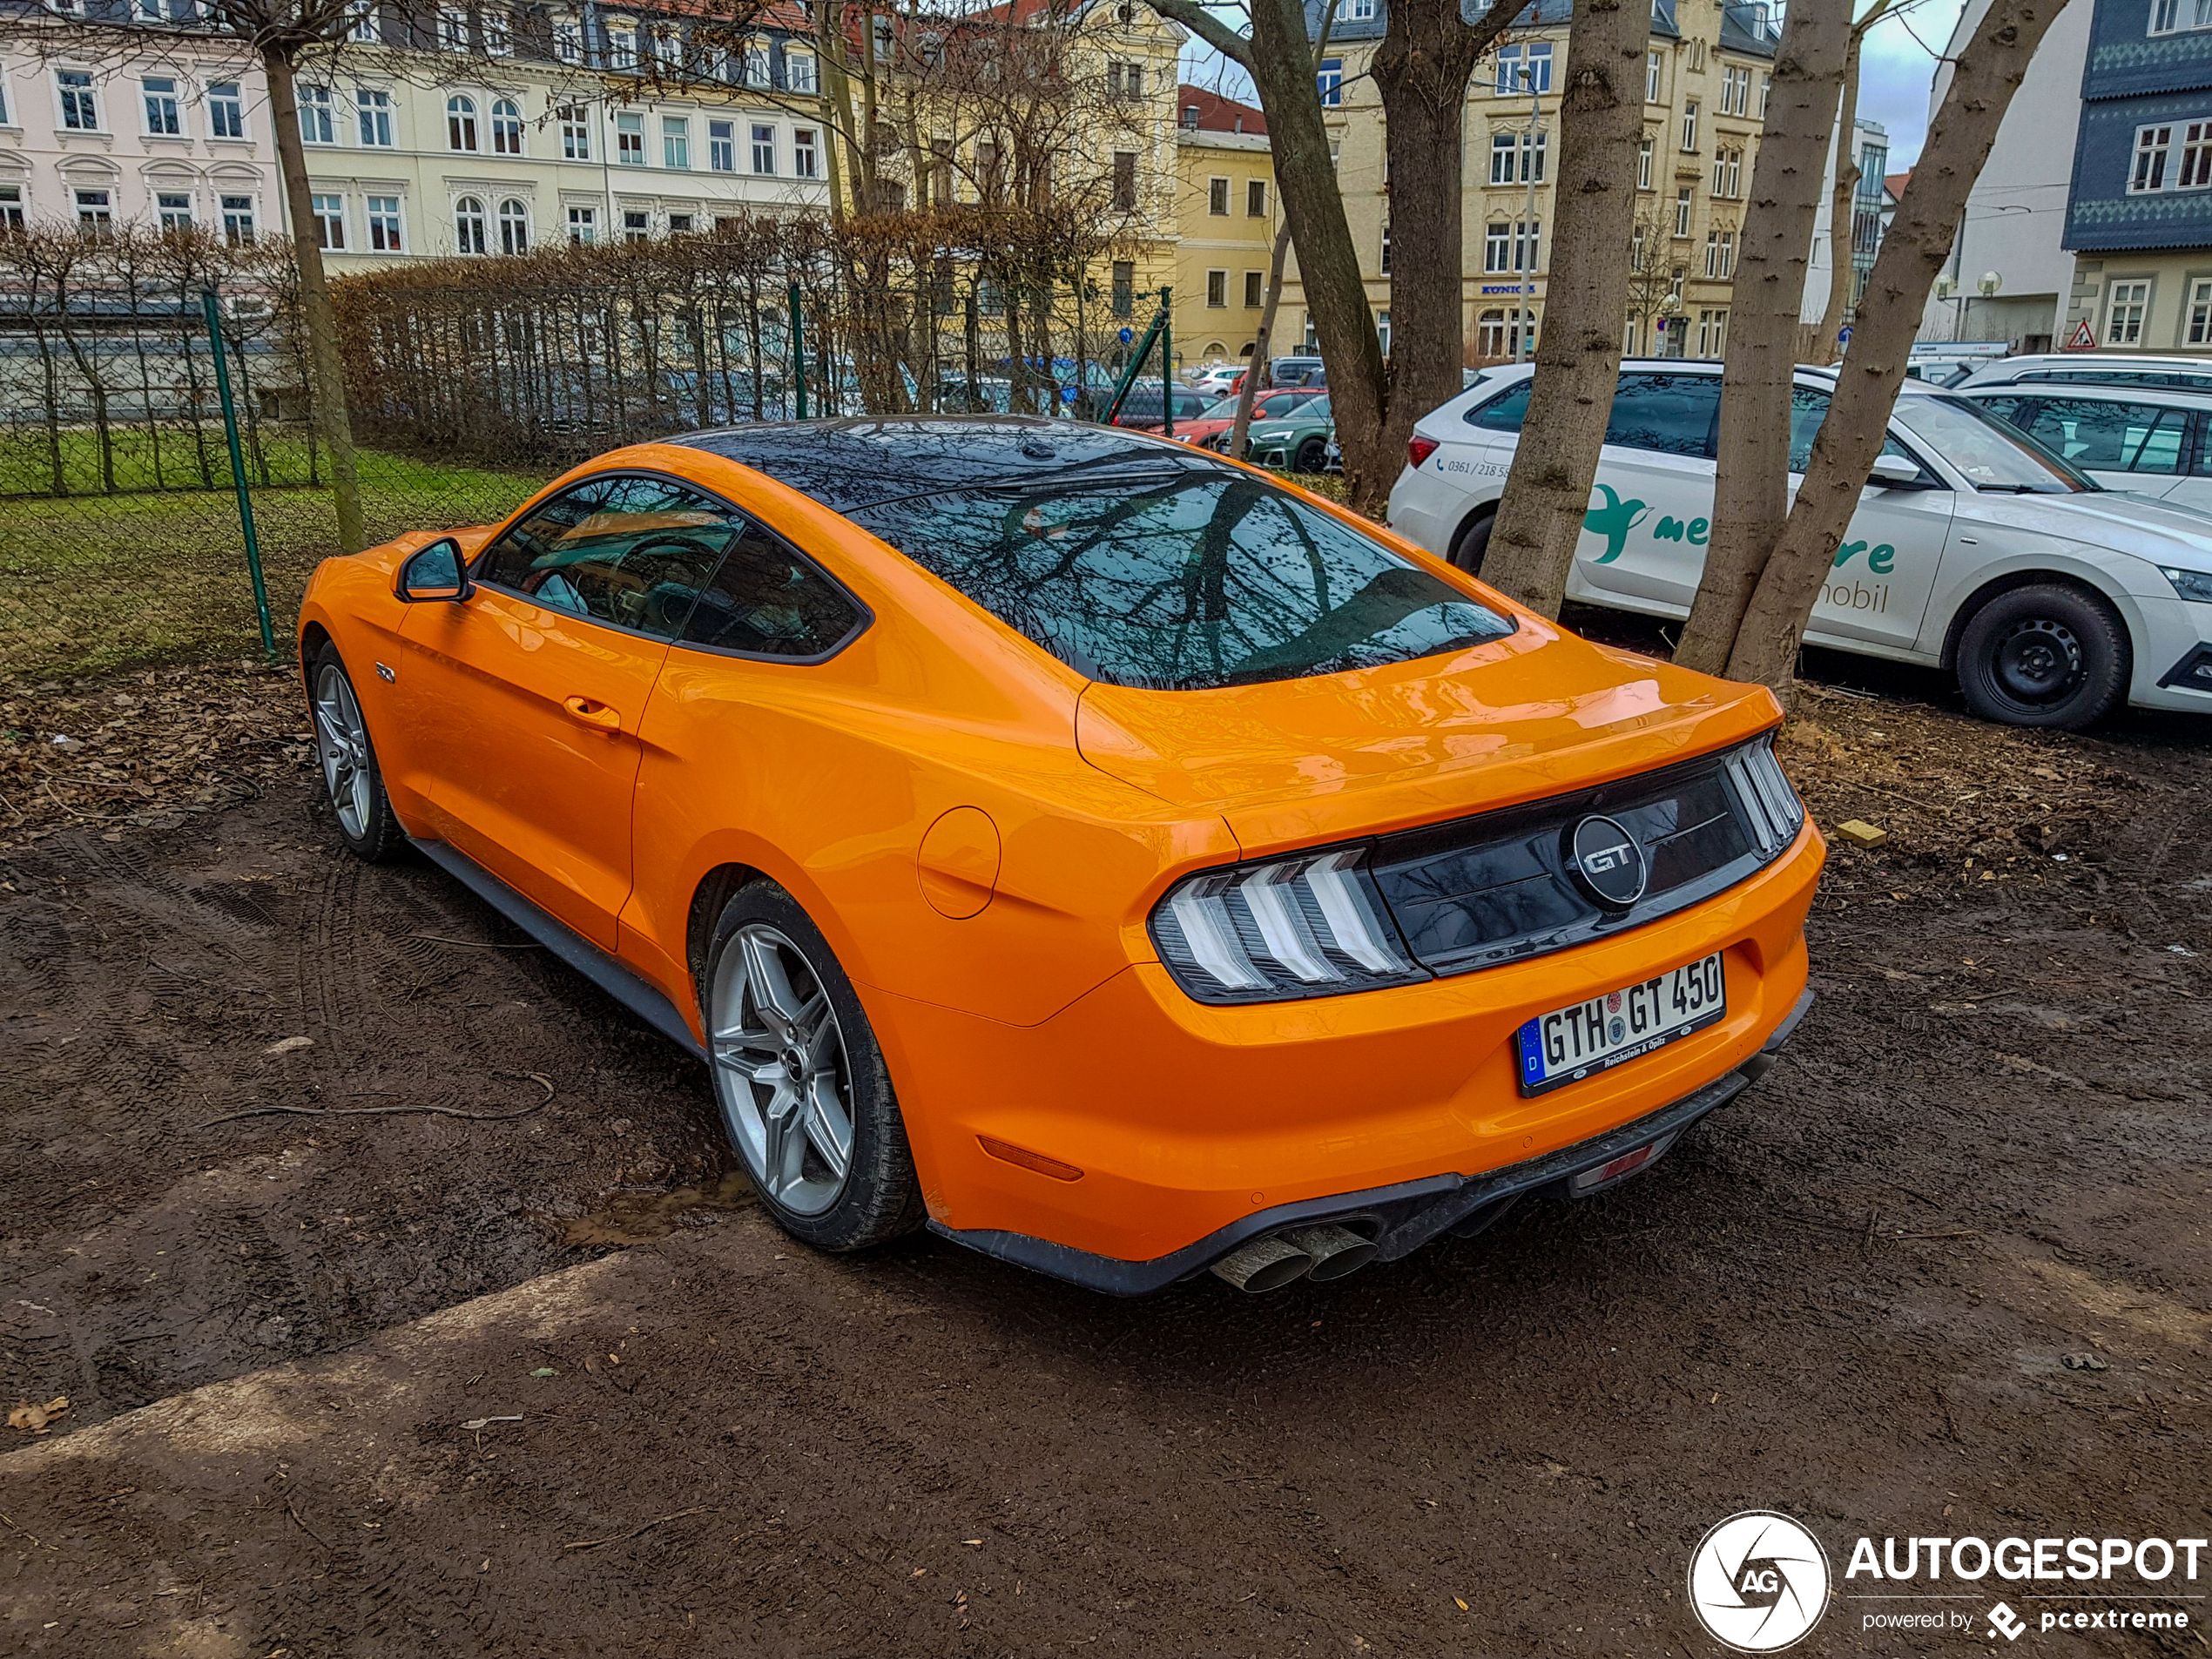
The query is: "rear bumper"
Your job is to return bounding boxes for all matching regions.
[933,988,1813,1295]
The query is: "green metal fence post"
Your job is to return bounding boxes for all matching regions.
[788,280,808,420]
[1158,286,1175,442]
[202,287,276,658]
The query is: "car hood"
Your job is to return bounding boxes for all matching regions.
[1958,487,2212,568]
[1074,621,1779,856]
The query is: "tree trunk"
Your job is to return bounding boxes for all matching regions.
[1673,0,1853,675]
[263,50,364,555]
[1230,221,1294,460]
[1723,0,2075,691]
[1812,23,1872,354]
[1476,0,1648,617]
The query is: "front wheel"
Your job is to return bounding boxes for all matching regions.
[308,643,404,862]
[1954,583,2130,730]
[701,880,925,1252]
[1294,436,1327,473]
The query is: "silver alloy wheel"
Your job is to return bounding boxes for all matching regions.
[313,663,373,839]
[708,922,855,1216]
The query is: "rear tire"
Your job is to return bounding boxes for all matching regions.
[1954,583,2129,731]
[308,643,404,863]
[700,880,926,1253]
[1449,510,1495,577]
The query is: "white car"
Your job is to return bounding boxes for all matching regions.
[1387,360,2212,728]
[1952,381,2212,511]
[1954,352,2212,394]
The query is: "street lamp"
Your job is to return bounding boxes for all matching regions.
[1658,292,1683,356]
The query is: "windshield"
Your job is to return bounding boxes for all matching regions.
[1263,395,1328,426]
[1891,395,2098,493]
[1200,397,1242,420]
[846,467,1514,691]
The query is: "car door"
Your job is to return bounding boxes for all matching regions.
[2000,395,2193,502]
[1790,387,1955,652]
[395,474,745,949]
[1567,371,1723,612]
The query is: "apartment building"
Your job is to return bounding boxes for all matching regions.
[1284,0,1778,365]
[1172,84,1278,363]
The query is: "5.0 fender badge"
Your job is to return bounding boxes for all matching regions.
[374,662,396,683]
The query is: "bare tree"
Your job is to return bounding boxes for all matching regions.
[1716,0,2075,693]
[1623,191,1680,358]
[1673,0,1854,675]
[1810,0,1893,354]
[1227,220,1292,459]
[1474,0,1647,616]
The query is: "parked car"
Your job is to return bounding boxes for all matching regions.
[1173,388,1328,449]
[1190,365,1244,396]
[1389,359,2212,729]
[1111,384,1210,430]
[1954,380,2212,511]
[1218,394,1333,471]
[298,417,1821,1295]
[1954,352,2212,394]
[1270,354,1327,388]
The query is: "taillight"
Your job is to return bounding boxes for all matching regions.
[1408,435,1440,469]
[1150,849,1427,1004]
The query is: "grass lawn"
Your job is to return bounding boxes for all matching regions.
[0,447,545,683]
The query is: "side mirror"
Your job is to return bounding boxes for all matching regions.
[396,536,471,603]
[1869,454,1926,489]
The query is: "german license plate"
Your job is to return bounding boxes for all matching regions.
[1514,954,1726,1096]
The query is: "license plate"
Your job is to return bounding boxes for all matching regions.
[1514,954,1726,1096]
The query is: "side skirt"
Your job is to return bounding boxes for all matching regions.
[409,838,705,1060]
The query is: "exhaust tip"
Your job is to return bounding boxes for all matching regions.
[1211,1234,1313,1293]
[1285,1224,1378,1282]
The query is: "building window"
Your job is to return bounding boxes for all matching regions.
[1491,129,1546,184]
[454,196,487,253]
[553,17,582,62]
[497,197,528,254]
[299,83,336,144]
[1206,269,1227,307]
[607,22,637,70]
[559,104,590,159]
[1111,259,1135,317]
[1346,0,1375,17]
[2188,277,2212,344]
[2180,120,2212,188]
[1638,136,1654,189]
[2105,279,2151,346]
[1207,175,1229,215]
[1703,229,1734,278]
[448,94,477,152]
[2132,124,2173,192]
[1496,42,1552,95]
[76,187,113,236]
[793,127,819,178]
[1483,219,1540,273]
[1113,150,1136,211]
[143,76,181,135]
[482,7,511,55]
[1646,50,1663,103]
[157,190,192,229]
[740,36,770,85]
[367,194,402,251]
[220,192,253,243]
[1675,185,1694,237]
[0,185,23,233]
[347,2,378,42]
[567,205,596,244]
[438,4,467,49]
[1757,73,1771,118]
[622,208,650,242]
[617,111,644,165]
[1244,269,1263,307]
[663,114,690,167]
[787,51,816,93]
[311,191,345,249]
[1378,308,1391,355]
[1317,57,1342,106]
[1247,178,1267,216]
[667,212,691,233]
[2148,0,2212,31]
[1380,222,1391,273]
[357,87,393,146]
[1713,147,1743,198]
[1679,100,1698,152]
[1721,64,1752,116]
[57,69,99,132]
[490,98,523,155]
[709,118,734,171]
[207,80,246,139]
[1697,307,1727,357]
[751,122,775,173]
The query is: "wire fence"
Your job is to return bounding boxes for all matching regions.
[2,216,1187,691]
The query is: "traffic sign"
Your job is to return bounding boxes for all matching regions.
[1118,327,1134,343]
[2066,318,2097,350]
[1838,325,1852,346]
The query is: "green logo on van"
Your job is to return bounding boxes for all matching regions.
[1583,479,1900,573]
[1581,484,1650,564]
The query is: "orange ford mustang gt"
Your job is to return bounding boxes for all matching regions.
[297,418,1824,1295]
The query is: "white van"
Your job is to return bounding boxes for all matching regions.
[1952,380,2212,512]
[1386,360,2212,729]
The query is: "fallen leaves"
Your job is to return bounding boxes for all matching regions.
[7,1396,70,1434]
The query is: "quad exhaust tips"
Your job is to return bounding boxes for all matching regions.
[1210,1224,1378,1293]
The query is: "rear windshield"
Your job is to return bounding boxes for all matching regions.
[846,468,1514,691]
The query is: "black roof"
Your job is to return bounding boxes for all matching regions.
[671,417,1230,514]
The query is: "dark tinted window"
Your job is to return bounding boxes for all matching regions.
[1973,394,2030,426]
[2014,397,2188,475]
[679,522,862,658]
[846,468,1513,691]
[475,475,741,638]
[1785,387,1917,474]
[1603,373,1721,457]
[1467,380,1532,432]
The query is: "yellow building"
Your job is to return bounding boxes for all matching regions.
[1170,85,1280,366]
[1285,0,1778,364]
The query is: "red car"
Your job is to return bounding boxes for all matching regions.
[1173,388,1329,449]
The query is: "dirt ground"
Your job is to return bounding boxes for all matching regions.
[2,638,2208,1657]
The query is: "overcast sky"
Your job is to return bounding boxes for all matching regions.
[1175,0,1971,170]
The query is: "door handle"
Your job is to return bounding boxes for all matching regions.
[562,696,622,732]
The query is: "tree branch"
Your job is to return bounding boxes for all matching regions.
[1150,0,1255,69]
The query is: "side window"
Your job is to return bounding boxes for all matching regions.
[1784,386,1919,475]
[2019,397,2187,473]
[475,475,743,638]
[680,521,861,658]
[1973,394,2030,427]
[1604,373,1723,458]
[1467,381,1532,433]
